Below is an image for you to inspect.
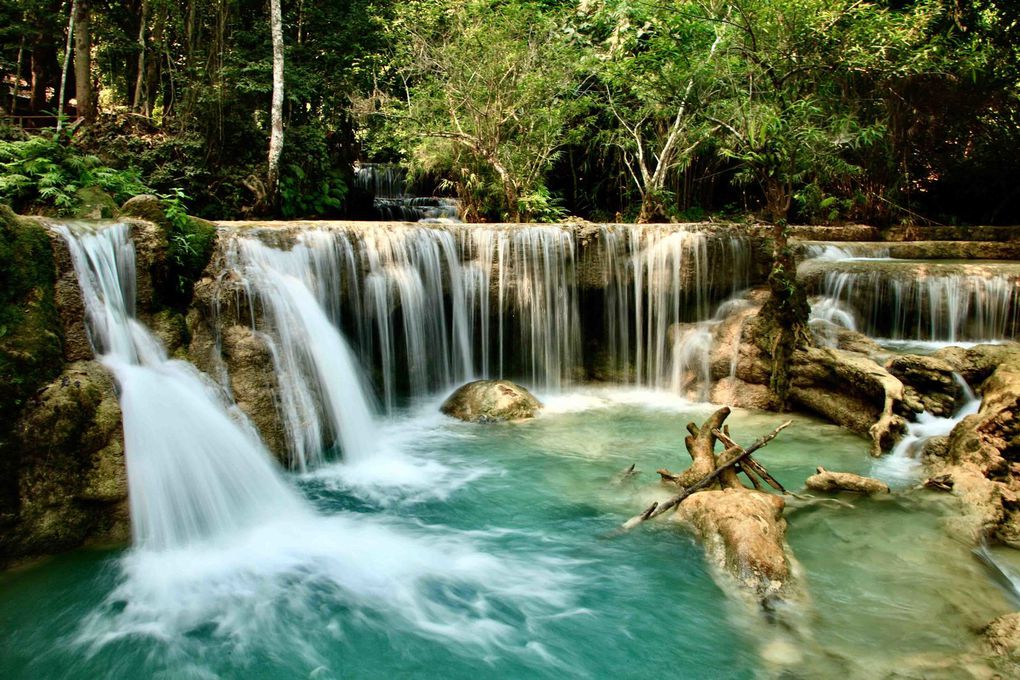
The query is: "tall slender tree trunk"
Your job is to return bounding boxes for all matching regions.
[73,0,95,123]
[29,44,53,113]
[267,0,285,199]
[144,7,166,117]
[133,0,150,113]
[56,1,75,131]
[11,35,25,114]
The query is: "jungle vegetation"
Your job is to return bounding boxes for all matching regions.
[0,0,1017,225]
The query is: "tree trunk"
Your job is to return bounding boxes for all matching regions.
[637,192,668,223]
[132,0,150,113]
[267,0,285,199]
[29,44,54,113]
[144,3,166,116]
[56,1,75,131]
[755,220,810,409]
[73,0,95,123]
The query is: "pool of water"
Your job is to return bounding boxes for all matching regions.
[1,388,1015,679]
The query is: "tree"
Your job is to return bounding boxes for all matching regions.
[388,1,584,221]
[585,1,727,222]
[705,0,937,223]
[267,0,285,199]
[73,0,94,122]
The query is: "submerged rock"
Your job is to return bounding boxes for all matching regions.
[805,467,890,495]
[984,613,1020,659]
[440,380,542,423]
[675,488,791,601]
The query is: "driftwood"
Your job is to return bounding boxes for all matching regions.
[620,412,792,532]
[613,463,640,485]
[924,474,954,492]
[713,428,787,493]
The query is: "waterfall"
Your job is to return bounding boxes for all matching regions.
[355,163,461,222]
[54,222,302,550]
[600,225,750,390]
[219,223,751,429]
[872,375,980,485]
[227,234,379,470]
[806,266,1019,344]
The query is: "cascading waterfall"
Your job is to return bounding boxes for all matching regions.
[600,225,750,391]
[803,246,1019,344]
[228,225,583,414]
[355,163,460,222]
[54,222,303,549]
[224,224,751,419]
[227,234,379,470]
[872,374,980,485]
[55,222,581,666]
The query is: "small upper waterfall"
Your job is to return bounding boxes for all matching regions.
[54,222,303,549]
[355,163,460,222]
[801,249,1020,345]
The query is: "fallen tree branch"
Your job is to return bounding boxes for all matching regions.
[619,420,793,532]
[713,428,788,493]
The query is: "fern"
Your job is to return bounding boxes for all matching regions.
[0,136,150,214]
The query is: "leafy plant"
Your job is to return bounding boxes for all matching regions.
[158,188,217,303]
[0,134,148,214]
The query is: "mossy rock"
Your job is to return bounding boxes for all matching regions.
[121,194,217,309]
[73,186,119,219]
[0,206,64,531]
[2,361,126,562]
[440,380,542,423]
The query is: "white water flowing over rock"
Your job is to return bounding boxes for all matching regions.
[58,223,584,664]
[55,222,303,549]
[230,235,379,470]
[600,225,750,388]
[871,375,980,486]
[803,261,1019,345]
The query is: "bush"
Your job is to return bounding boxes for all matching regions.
[0,134,148,214]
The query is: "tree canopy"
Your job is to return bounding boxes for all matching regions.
[0,0,1017,225]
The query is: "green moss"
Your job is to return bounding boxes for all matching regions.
[0,206,63,428]
[0,204,64,527]
[122,194,217,309]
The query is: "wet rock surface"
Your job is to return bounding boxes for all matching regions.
[2,361,128,564]
[441,380,542,423]
[924,355,1020,545]
[886,354,961,417]
[791,347,907,455]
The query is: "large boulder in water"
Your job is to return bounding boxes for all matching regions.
[440,380,542,423]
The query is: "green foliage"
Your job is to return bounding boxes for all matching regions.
[384,1,587,220]
[278,124,349,218]
[0,135,147,215]
[158,189,217,306]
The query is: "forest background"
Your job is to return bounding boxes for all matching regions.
[0,0,1017,226]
